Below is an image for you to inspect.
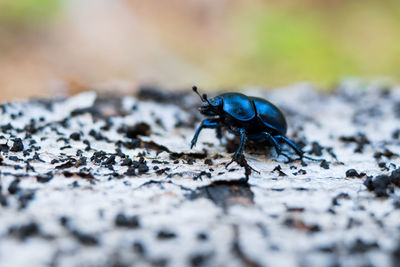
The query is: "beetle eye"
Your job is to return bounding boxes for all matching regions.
[202,93,207,100]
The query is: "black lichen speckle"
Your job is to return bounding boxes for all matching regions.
[204,159,213,166]
[390,168,400,187]
[36,173,54,183]
[190,253,211,267]
[138,163,149,174]
[10,138,24,152]
[331,192,350,206]
[104,155,116,165]
[188,180,254,210]
[135,157,150,174]
[374,149,398,160]
[121,158,133,166]
[89,129,107,141]
[349,239,379,253]
[339,133,370,153]
[8,222,40,241]
[319,160,329,169]
[71,229,99,246]
[157,230,177,240]
[121,139,141,150]
[197,232,208,241]
[18,190,35,209]
[115,213,140,228]
[364,175,393,197]
[119,122,151,139]
[56,160,75,169]
[194,171,212,180]
[137,86,189,107]
[392,129,400,140]
[345,169,363,178]
[309,141,323,156]
[283,217,320,233]
[0,194,8,207]
[125,167,136,176]
[8,180,20,194]
[273,165,287,176]
[69,132,81,141]
[63,171,73,178]
[132,241,146,255]
[9,156,20,162]
[0,143,9,153]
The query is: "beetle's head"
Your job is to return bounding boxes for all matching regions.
[192,86,222,116]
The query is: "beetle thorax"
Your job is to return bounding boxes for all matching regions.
[199,97,223,116]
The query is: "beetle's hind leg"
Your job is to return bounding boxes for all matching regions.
[260,132,292,162]
[273,135,305,159]
[274,135,321,162]
[191,118,220,148]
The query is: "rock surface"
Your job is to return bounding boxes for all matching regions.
[1,82,400,267]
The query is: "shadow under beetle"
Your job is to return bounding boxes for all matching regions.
[190,86,318,178]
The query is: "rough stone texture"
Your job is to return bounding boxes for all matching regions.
[1,82,400,267]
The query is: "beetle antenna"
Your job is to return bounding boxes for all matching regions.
[192,86,213,105]
[202,93,213,106]
[192,86,205,102]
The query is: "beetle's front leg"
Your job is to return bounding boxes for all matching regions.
[235,128,247,159]
[216,125,223,140]
[226,128,247,165]
[226,128,259,178]
[191,119,220,148]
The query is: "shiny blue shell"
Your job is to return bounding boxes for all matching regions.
[219,93,255,121]
[251,97,287,135]
[217,93,287,135]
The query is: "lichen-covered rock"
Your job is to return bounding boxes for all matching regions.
[0,82,400,267]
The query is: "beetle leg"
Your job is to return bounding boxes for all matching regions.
[261,132,282,154]
[235,128,247,159]
[227,128,247,165]
[216,125,223,140]
[261,132,292,162]
[191,119,220,148]
[226,129,259,174]
[226,129,260,179]
[275,135,324,162]
[274,135,304,158]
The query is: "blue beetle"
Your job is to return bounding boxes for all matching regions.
[191,86,314,173]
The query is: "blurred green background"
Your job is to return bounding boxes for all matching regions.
[0,0,399,100]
